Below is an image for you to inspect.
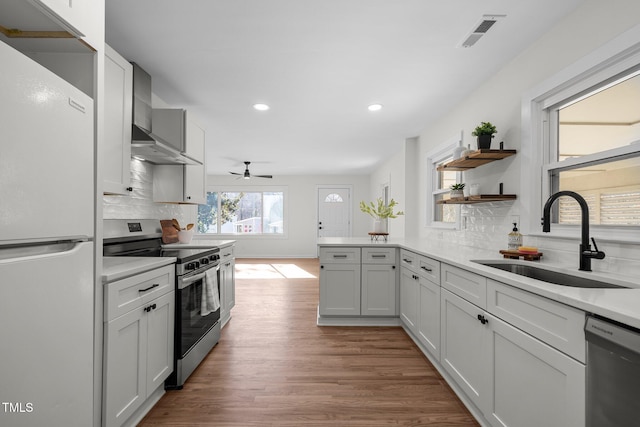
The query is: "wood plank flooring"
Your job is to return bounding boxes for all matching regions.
[139,258,479,426]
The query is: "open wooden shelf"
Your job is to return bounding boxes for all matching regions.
[437,194,517,205]
[437,149,516,171]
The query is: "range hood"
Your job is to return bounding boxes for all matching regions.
[130,63,201,165]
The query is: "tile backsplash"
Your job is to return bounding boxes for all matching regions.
[424,201,640,279]
[103,159,194,225]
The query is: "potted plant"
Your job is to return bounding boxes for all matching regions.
[450,183,465,199]
[359,198,404,233]
[471,121,497,150]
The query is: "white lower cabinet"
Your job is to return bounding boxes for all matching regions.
[400,250,441,359]
[441,288,491,411]
[399,266,419,331]
[103,266,175,427]
[220,254,236,327]
[319,247,398,318]
[319,262,361,315]
[441,287,585,427]
[487,309,585,427]
[417,276,441,359]
[361,248,397,316]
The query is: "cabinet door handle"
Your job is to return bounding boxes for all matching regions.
[421,266,432,272]
[139,283,160,293]
[333,254,348,259]
[403,258,412,264]
[477,314,488,325]
[371,254,386,258]
[320,265,324,269]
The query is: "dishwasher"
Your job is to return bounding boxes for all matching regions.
[585,315,640,427]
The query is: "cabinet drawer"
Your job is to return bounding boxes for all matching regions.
[219,244,235,262]
[487,279,586,362]
[362,247,396,264]
[319,247,361,264]
[417,256,440,284]
[441,263,487,309]
[400,249,418,272]
[105,265,174,321]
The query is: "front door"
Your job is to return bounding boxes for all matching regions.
[317,187,351,237]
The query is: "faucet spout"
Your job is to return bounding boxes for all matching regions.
[541,190,605,271]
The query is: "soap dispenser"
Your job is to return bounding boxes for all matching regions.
[508,223,523,250]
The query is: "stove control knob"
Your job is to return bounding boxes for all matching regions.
[185,262,195,271]
[210,254,219,262]
[202,258,209,265]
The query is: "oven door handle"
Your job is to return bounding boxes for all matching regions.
[178,272,207,290]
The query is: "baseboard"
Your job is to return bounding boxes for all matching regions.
[316,307,401,326]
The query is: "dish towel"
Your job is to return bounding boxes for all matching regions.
[201,268,221,316]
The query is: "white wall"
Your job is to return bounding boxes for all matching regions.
[368,139,409,238]
[394,0,640,278]
[201,174,370,258]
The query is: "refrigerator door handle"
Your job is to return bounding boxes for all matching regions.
[0,239,89,262]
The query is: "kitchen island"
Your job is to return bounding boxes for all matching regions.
[318,237,640,427]
[317,237,640,328]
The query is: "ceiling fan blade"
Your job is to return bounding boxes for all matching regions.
[229,171,242,175]
[254,174,273,178]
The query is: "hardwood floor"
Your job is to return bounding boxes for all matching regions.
[139,258,479,426]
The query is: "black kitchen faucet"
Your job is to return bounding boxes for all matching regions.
[542,190,605,271]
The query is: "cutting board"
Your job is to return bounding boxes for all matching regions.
[499,249,543,261]
[160,220,179,244]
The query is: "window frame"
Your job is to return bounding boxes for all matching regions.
[197,186,288,238]
[521,25,640,242]
[425,132,463,229]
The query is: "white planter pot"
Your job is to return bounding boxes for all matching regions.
[373,219,388,233]
[450,190,464,199]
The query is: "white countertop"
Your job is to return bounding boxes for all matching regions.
[102,256,176,284]
[318,237,640,329]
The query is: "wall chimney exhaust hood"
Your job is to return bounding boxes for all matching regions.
[130,63,201,165]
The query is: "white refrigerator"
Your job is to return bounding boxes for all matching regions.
[0,40,95,426]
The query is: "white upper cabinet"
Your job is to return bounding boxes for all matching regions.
[31,0,103,49]
[152,111,206,204]
[103,44,133,195]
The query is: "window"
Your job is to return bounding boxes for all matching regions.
[197,190,285,235]
[546,70,640,226]
[324,193,344,203]
[426,133,462,228]
[522,27,640,241]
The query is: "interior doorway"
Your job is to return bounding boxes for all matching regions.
[317,186,351,237]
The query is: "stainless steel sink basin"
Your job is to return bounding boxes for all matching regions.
[473,261,628,289]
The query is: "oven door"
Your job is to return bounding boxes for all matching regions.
[176,266,220,358]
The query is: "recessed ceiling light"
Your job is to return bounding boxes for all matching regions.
[253,103,270,111]
[368,104,383,112]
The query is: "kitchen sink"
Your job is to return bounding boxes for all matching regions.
[472,261,628,289]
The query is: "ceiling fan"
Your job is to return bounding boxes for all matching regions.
[229,161,273,179]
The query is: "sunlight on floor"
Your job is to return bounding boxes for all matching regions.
[235,263,317,279]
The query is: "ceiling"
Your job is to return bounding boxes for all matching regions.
[105,0,584,177]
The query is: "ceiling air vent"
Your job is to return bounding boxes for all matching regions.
[459,14,506,48]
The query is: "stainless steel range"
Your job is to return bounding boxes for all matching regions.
[103,220,221,389]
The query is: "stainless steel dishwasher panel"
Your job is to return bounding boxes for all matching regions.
[585,315,640,427]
